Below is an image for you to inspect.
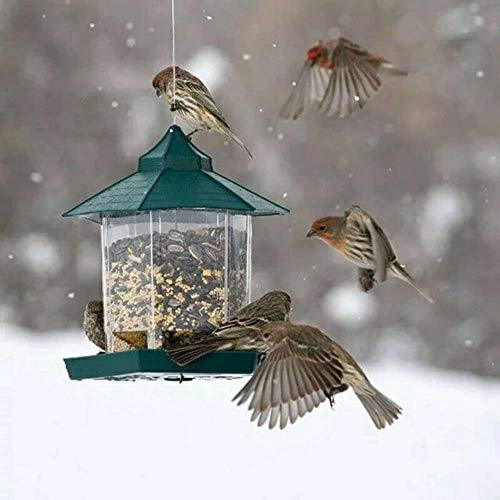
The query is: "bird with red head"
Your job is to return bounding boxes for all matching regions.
[280,37,409,120]
[307,205,434,303]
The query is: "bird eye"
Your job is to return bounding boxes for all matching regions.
[263,333,270,340]
[319,225,326,231]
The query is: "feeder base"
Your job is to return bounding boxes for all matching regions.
[64,349,258,381]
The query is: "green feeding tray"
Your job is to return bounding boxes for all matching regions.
[64,350,259,381]
[62,124,288,381]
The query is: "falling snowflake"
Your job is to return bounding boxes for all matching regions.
[125,22,134,30]
[89,23,95,29]
[242,54,251,61]
[111,101,119,108]
[323,283,377,328]
[383,123,394,133]
[126,37,136,48]
[205,15,213,21]
[30,172,44,184]
[67,292,75,299]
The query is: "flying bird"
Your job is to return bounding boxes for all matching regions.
[307,205,434,303]
[280,37,409,120]
[172,320,402,430]
[152,66,252,157]
[168,291,291,366]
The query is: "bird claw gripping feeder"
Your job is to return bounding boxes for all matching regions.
[63,125,288,381]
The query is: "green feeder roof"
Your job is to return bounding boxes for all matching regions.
[63,125,289,222]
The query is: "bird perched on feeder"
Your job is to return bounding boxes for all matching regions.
[280,37,409,120]
[171,321,402,430]
[83,300,146,352]
[307,205,434,303]
[84,291,290,355]
[152,66,252,157]
[83,300,106,351]
[168,290,292,365]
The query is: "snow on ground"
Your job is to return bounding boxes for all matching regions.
[1,325,499,500]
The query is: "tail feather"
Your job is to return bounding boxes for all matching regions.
[226,129,253,158]
[354,385,402,430]
[168,338,228,366]
[390,261,434,304]
[380,63,410,77]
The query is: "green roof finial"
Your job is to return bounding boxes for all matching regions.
[138,125,212,172]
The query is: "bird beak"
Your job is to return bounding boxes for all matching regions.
[306,229,316,238]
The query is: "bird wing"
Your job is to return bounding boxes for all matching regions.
[232,336,344,429]
[279,61,330,120]
[212,292,291,336]
[320,38,382,117]
[176,71,230,127]
[212,316,271,336]
[346,205,396,282]
[168,292,291,365]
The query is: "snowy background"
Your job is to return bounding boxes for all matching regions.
[2,0,499,377]
[1,328,500,500]
[1,0,500,497]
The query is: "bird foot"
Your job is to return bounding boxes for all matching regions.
[186,129,199,140]
[326,384,349,408]
[358,269,375,293]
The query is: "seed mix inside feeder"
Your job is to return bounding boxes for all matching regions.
[63,125,289,381]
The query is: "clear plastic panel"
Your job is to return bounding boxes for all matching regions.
[102,214,155,352]
[226,214,251,317]
[153,210,225,348]
[101,210,252,352]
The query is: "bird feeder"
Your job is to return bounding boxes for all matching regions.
[63,125,288,381]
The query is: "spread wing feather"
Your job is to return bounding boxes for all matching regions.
[280,62,329,120]
[233,337,346,429]
[320,39,382,117]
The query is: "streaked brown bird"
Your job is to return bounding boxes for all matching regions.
[280,37,409,120]
[83,300,106,351]
[168,291,292,366]
[83,300,142,352]
[152,66,252,157]
[307,205,434,303]
[174,321,402,430]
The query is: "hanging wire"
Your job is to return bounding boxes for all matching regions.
[171,0,177,124]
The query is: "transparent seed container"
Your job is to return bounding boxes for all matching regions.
[101,210,251,352]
